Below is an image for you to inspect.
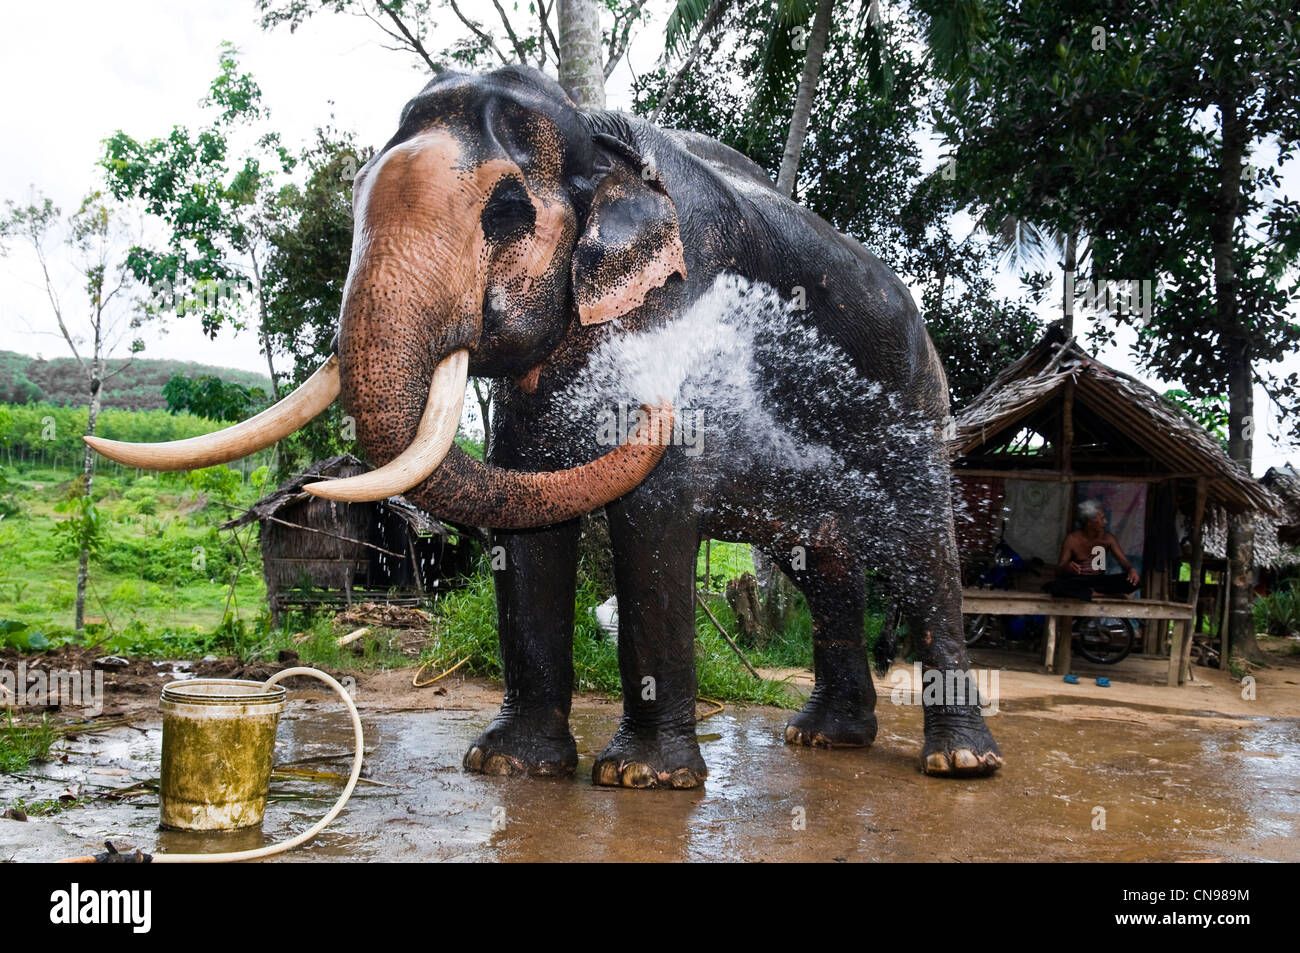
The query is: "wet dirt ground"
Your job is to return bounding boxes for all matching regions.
[3,651,1299,862]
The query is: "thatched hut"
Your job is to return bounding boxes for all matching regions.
[1261,466,1300,549]
[223,455,476,623]
[949,326,1279,680]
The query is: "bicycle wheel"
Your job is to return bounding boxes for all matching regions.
[965,613,997,647]
[1074,617,1136,664]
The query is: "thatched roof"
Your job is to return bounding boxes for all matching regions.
[950,327,1279,515]
[221,454,447,536]
[1262,465,1300,526]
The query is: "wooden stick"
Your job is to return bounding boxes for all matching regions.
[694,591,761,680]
[335,627,370,648]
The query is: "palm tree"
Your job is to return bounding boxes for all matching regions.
[659,0,887,199]
[775,0,836,196]
[558,0,608,109]
[994,218,1091,337]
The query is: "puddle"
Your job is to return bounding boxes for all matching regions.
[153,661,196,682]
[3,689,1298,862]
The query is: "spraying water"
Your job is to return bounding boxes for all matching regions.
[548,274,954,574]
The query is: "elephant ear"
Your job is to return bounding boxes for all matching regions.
[572,133,687,326]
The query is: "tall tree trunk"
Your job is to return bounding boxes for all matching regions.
[248,243,283,477]
[249,247,280,401]
[1061,230,1076,337]
[1226,335,1259,659]
[1214,92,1263,661]
[472,378,493,459]
[776,0,835,198]
[75,372,102,635]
[558,0,607,110]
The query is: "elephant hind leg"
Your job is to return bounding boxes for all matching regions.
[768,545,878,749]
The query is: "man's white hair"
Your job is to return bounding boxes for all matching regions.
[1077,499,1103,523]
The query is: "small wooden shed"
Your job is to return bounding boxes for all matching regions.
[223,455,476,624]
[949,326,1279,682]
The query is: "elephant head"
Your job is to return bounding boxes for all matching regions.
[85,67,686,528]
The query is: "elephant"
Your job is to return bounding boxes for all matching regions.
[87,65,1003,788]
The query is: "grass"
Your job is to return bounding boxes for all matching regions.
[264,615,421,671]
[0,463,266,657]
[424,558,808,708]
[0,711,57,774]
[3,795,87,818]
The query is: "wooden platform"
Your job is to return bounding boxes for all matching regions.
[961,588,1196,686]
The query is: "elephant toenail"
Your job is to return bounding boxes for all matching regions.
[464,747,484,772]
[594,760,621,786]
[621,763,657,788]
[483,753,516,775]
[953,749,980,771]
[669,768,701,789]
[924,752,951,774]
[784,725,802,745]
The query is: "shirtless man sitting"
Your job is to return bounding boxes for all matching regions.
[1048,500,1140,600]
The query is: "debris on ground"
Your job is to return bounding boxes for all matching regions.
[333,602,431,630]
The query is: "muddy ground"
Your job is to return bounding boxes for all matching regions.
[2,644,1298,862]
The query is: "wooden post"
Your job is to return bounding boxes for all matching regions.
[1061,381,1074,474]
[408,536,425,595]
[1053,615,1073,674]
[1178,619,1195,684]
[1043,615,1057,672]
[1053,388,1076,678]
[1164,621,1185,686]
[1186,478,1208,627]
[1218,558,1232,669]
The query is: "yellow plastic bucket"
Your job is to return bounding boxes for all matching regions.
[159,679,287,832]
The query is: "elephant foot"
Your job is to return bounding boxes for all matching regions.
[784,702,878,748]
[920,704,1003,777]
[592,722,707,790]
[463,709,577,778]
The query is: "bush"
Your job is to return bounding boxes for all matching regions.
[1255,582,1300,638]
[1,713,56,774]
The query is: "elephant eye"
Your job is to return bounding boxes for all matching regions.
[481,176,536,243]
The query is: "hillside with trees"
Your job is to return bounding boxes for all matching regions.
[0,350,271,411]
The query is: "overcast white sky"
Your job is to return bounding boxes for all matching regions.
[1,0,1295,473]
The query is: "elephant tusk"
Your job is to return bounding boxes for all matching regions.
[83,355,342,470]
[302,349,469,503]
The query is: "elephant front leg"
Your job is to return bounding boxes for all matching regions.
[893,531,1003,778]
[463,520,580,777]
[594,501,707,789]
